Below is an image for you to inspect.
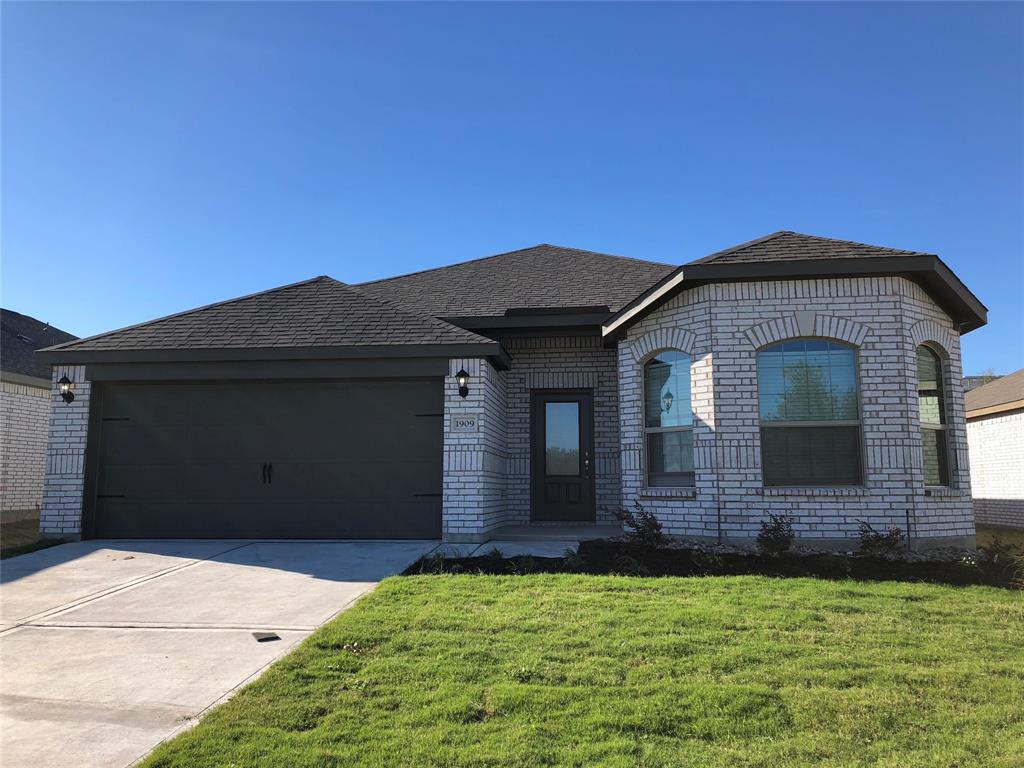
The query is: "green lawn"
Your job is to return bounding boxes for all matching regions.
[144,575,1023,768]
[977,524,1024,550]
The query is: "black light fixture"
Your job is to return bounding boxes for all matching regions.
[662,390,674,412]
[58,374,75,404]
[455,368,470,398]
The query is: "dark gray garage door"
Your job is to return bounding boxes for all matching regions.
[90,380,443,539]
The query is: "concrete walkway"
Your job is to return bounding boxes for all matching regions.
[0,539,439,768]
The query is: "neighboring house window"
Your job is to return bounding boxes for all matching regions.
[644,351,693,487]
[917,345,950,486]
[757,339,862,486]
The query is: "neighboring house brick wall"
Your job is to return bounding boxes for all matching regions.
[39,366,90,539]
[967,409,1024,528]
[1,378,51,521]
[501,335,621,526]
[618,276,974,548]
[442,357,508,541]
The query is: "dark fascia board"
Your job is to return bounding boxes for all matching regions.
[602,255,988,340]
[37,342,511,370]
[86,357,452,382]
[444,312,611,331]
[0,370,51,389]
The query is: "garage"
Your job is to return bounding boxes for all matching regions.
[87,379,443,539]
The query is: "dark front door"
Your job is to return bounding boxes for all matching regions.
[87,380,443,539]
[531,391,595,522]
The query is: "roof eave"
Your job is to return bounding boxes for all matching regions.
[36,342,511,370]
[602,255,987,340]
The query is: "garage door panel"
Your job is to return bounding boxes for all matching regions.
[95,500,442,539]
[92,380,443,539]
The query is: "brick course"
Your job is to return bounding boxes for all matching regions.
[39,366,90,539]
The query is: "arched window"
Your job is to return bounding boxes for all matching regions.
[917,345,950,486]
[643,351,693,487]
[757,339,862,486]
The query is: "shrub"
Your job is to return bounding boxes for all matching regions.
[756,514,795,555]
[969,536,1024,586]
[614,501,668,548]
[856,521,905,557]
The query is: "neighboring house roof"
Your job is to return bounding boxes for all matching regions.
[686,231,932,265]
[603,231,987,338]
[965,367,1024,419]
[1,309,77,384]
[357,244,676,318]
[39,277,502,364]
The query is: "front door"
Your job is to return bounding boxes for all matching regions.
[531,391,595,522]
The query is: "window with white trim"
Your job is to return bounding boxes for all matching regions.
[916,345,950,486]
[643,351,693,487]
[757,339,862,486]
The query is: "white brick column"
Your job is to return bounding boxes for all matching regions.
[442,358,507,542]
[40,365,91,539]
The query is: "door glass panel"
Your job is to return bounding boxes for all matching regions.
[545,402,580,476]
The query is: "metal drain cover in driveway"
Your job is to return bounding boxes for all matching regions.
[251,632,280,643]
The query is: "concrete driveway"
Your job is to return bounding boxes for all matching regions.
[0,539,439,768]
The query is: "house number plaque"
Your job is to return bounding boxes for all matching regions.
[451,415,478,432]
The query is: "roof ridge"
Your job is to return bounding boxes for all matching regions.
[41,275,335,353]
[684,230,933,266]
[357,243,674,286]
[777,230,934,256]
[684,231,791,265]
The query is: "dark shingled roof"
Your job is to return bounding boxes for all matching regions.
[686,231,934,265]
[357,244,676,318]
[966,367,1024,416]
[46,277,491,353]
[1,309,77,380]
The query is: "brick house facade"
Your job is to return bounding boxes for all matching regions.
[965,369,1024,529]
[36,232,987,548]
[1,309,77,526]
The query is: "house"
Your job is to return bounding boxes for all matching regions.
[965,368,1024,529]
[36,231,987,549]
[1,309,77,527]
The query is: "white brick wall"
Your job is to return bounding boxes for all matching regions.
[1,379,51,520]
[618,276,975,549]
[39,365,90,539]
[442,358,508,541]
[967,409,1024,528]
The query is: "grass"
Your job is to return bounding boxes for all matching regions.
[143,574,1024,768]
[977,524,1024,549]
[0,517,63,559]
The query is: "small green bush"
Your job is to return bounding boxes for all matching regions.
[756,514,795,555]
[614,501,667,547]
[856,521,905,556]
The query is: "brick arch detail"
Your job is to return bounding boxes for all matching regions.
[630,327,697,362]
[910,319,955,357]
[742,313,869,349]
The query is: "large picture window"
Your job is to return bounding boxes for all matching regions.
[757,339,862,486]
[917,345,950,486]
[643,351,693,487]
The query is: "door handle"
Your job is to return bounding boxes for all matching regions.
[584,453,591,478]
[267,462,273,484]
[262,463,268,484]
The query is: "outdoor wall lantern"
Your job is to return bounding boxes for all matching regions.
[58,374,75,404]
[662,390,674,413]
[456,368,470,398]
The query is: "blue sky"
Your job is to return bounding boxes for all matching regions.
[3,2,1021,374]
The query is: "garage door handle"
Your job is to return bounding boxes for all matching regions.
[267,462,273,484]
[261,463,268,484]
